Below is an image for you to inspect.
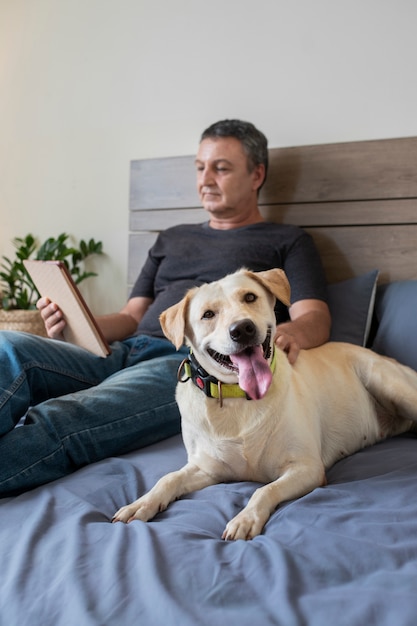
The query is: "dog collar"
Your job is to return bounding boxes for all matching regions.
[177,349,276,407]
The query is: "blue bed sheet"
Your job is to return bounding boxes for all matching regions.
[1,433,417,626]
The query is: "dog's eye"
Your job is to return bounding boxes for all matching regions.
[244,292,257,303]
[202,310,215,319]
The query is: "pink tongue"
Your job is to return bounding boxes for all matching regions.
[230,345,272,400]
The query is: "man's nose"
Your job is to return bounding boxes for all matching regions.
[199,167,214,186]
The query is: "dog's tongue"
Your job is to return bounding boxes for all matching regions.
[230,346,272,400]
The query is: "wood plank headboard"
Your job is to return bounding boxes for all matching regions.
[128,137,417,290]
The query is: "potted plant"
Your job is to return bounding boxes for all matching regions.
[0,233,104,336]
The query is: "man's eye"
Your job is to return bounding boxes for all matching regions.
[244,292,257,303]
[202,310,215,319]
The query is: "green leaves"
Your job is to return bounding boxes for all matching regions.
[0,233,104,310]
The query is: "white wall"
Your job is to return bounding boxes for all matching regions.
[1,0,416,312]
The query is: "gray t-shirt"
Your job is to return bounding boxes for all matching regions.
[130,221,328,338]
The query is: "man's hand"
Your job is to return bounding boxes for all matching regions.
[274,330,300,365]
[275,299,331,365]
[37,297,66,339]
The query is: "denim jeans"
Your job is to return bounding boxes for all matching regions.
[0,331,188,497]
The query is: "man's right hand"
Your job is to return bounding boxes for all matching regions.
[37,297,66,339]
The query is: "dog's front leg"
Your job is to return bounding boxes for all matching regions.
[112,463,216,524]
[223,462,326,541]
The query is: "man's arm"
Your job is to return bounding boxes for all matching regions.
[37,295,153,343]
[274,299,331,364]
[95,296,153,342]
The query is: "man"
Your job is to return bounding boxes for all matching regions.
[0,120,330,497]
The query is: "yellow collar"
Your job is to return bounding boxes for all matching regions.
[177,349,276,407]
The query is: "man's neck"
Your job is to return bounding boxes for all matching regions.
[208,209,265,230]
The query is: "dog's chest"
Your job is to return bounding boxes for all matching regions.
[178,385,280,482]
[186,427,275,482]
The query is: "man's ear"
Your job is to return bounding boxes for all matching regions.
[247,268,291,307]
[159,289,195,350]
[252,163,266,193]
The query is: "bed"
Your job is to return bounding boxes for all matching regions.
[2,137,417,626]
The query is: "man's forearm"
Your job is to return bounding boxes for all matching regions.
[96,312,139,343]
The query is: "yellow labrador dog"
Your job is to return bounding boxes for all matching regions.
[113,268,417,540]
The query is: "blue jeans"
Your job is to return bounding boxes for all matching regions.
[0,331,188,497]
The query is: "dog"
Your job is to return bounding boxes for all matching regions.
[113,268,417,540]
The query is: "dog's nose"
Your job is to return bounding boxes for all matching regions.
[229,319,256,343]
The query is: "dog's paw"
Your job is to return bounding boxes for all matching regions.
[222,508,269,541]
[112,497,163,524]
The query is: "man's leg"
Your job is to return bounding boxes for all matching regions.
[0,344,186,497]
[0,331,130,435]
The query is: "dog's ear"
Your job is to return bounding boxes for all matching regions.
[159,293,192,350]
[248,269,291,307]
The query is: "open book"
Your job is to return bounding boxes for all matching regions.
[24,260,111,357]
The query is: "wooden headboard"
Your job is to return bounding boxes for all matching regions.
[128,137,417,290]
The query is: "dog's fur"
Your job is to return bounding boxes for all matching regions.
[113,268,417,540]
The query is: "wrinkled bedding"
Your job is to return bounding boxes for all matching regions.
[1,432,417,626]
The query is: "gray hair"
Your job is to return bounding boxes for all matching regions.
[200,119,268,188]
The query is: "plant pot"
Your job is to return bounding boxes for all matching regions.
[0,309,47,337]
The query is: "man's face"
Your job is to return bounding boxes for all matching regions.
[195,137,265,220]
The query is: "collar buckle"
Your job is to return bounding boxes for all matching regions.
[179,353,219,398]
